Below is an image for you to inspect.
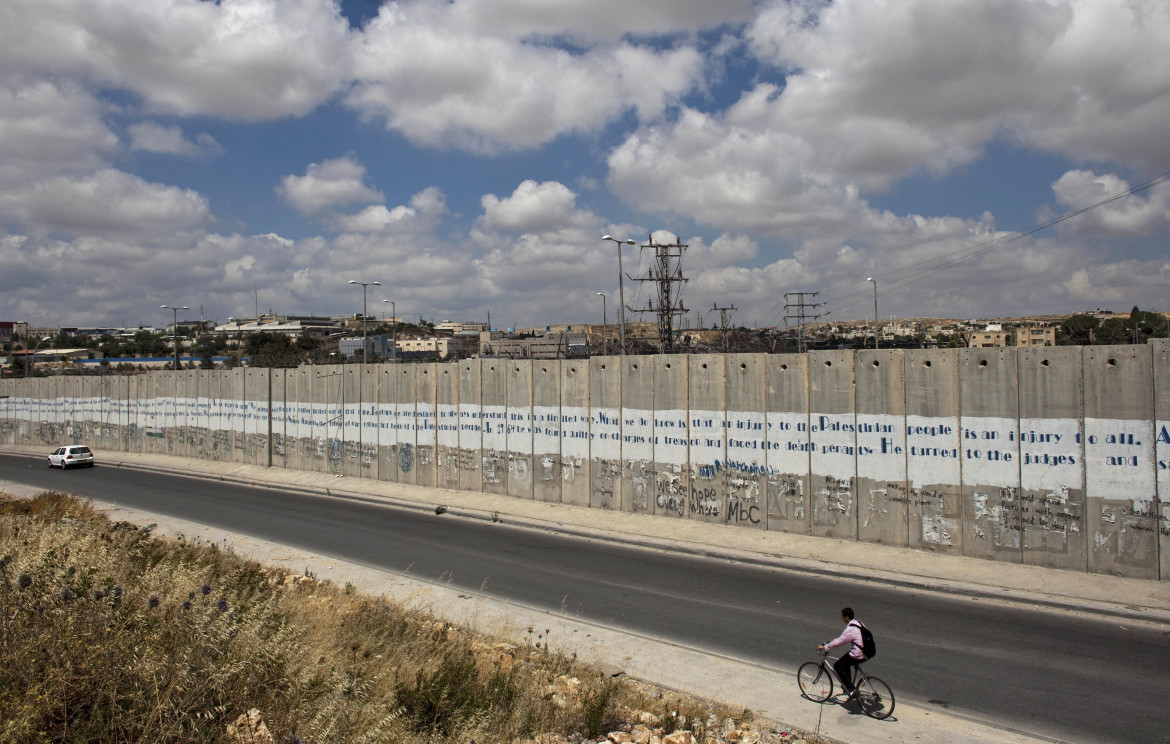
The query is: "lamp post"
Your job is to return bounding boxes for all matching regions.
[866,277,879,350]
[382,299,396,362]
[160,305,190,370]
[348,280,380,362]
[596,292,607,355]
[602,235,637,356]
[25,335,52,378]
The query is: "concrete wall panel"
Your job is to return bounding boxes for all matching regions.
[654,356,689,520]
[1084,345,1158,579]
[287,368,310,474]
[269,370,287,469]
[688,355,726,524]
[905,349,963,554]
[560,360,590,507]
[376,365,398,482]
[1017,348,1087,571]
[395,365,418,485]
[808,350,857,539]
[457,360,482,492]
[1153,338,1169,580]
[620,358,654,514]
[436,363,460,489]
[855,350,909,546]
[361,366,380,480]
[414,364,437,488]
[765,355,811,534]
[589,357,622,510]
[725,354,766,530]
[960,349,1023,563]
[507,360,535,500]
[340,368,362,477]
[244,368,269,467]
[481,360,508,494]
[532,361,562,503]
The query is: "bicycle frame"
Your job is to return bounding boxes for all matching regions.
[798,649,895,720]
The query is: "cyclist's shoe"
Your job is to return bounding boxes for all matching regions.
[840,689,858,701]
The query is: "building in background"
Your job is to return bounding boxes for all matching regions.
[1015,325,1057,347]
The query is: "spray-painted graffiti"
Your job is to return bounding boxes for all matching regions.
[767,475,805,522]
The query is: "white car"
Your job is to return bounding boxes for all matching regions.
[47,445,95,469]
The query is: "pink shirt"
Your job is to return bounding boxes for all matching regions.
[826,620,865,659]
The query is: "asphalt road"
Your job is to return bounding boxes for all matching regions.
[3,454,1168,743]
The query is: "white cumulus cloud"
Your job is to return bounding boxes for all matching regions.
[278,156,384,216]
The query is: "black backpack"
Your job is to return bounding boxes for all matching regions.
[853,621,876,659]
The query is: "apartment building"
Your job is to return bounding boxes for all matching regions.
[1015,325,1056,347]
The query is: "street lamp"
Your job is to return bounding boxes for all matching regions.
[348,280,380,362]
[596,292,607,355]
[866,277,879,350]
[602,235,637,356]
[382,299,396,362]
[160,305,190,370]
[25,336,52,378]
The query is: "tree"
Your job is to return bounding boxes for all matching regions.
[1057,314,1100,345]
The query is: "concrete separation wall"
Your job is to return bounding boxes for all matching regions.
[4,346,1167,580]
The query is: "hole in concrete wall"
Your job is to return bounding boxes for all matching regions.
[780,364,788,370]
[1107,358,1117,366]
[515,367,520,373]
[740,363,747,370]
[490,366,496,371]
[569,368,576,375]
[665,363,671,369]
[824,361,832,367]
[1041,359,1050,367]
[701,363,708,369]
[923,360,932,368]
[600,364,606,370]
[632,364,638,370]
[541,367,547,373]
[872,360,880,367]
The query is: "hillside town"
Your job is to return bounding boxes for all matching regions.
[1,306,1166,377]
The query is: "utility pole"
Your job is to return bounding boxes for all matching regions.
[784,291,822,353]
[711,302,737,353]
[628,233,689,353]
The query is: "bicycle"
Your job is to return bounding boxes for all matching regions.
[797,650,895,720]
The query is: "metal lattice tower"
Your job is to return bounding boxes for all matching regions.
[784,291,821,353]
[711,302,737,353]
[628,233,689,353]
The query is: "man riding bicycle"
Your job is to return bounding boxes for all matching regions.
[818,607,865,700]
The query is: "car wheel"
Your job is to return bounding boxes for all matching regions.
[47,458,53,468]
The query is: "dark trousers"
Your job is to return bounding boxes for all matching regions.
[834,654,862,693]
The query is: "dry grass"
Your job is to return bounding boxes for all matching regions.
[0,491,731,744]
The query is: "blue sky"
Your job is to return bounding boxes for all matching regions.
[1,0,1168,331]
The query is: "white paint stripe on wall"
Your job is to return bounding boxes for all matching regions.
[1084,418,1157,500]
[960,416,1019,487]
[654,408,689,465]
[590,406,621,461]
[1019,417,1083,490]
[856,413,906,482]
[905,415,961,487]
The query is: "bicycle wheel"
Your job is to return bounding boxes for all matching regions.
[856,675,895,719]
[797,662,833,702]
